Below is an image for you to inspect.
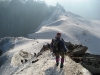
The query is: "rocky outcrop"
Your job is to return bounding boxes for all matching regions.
[65,43,100,74]
[11,50,34,66]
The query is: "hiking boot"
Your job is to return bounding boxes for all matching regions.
[60,63,63,68]
[56,62,59,66]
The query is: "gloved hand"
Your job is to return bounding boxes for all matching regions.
[64,50,69,55]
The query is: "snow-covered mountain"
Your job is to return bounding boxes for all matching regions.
[28,4,100,55]
[0,3,100,75]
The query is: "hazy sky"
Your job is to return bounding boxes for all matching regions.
[44,0,100,20]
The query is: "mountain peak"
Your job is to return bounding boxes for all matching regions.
[56,2,65,12]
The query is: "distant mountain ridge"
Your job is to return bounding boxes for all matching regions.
[0,0,84,38]
[0,0,51,38]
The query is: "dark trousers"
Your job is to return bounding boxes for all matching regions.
[55,51,64,64]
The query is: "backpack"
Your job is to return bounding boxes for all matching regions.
[53,38,64,52]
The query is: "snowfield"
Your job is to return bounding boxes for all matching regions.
[10,50,91,75]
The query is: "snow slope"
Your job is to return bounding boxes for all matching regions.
[0,49,91,75]
[0,38,50,75]
[28,7,100,55]
[0,4,100,75]
[11,51,91,75]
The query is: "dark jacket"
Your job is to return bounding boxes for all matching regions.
[51,38,67,53]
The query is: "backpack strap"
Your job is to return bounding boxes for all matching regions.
[61,38,65,43]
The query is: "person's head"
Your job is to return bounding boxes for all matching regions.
[56,32,61,38]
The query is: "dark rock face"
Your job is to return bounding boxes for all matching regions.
[0,0,51,38]
[0,49,2,56]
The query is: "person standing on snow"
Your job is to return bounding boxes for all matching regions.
[51,32,67,68]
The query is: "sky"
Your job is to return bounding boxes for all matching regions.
[44,0,100,20]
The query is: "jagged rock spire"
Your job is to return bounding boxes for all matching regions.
[56,2,65,12]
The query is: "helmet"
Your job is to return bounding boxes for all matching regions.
[57,32,61,36]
